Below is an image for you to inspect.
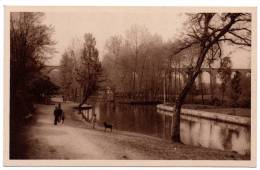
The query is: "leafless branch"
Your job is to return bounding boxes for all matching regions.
[218,38,251,46]
[227,31,251,46]
[174,41,199,55]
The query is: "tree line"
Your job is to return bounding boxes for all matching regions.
[102,25,172,101]
[10,12,58,125]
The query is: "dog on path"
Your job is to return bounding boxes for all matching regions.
[104,122,113,132]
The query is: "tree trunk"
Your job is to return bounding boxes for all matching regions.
[178,61,181,96]
[79,95,88,108]
[171,71,200,142]
[171,48,209,142]
[171,99,182,142]
[78,85,91,108]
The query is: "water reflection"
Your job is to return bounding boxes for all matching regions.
[89,102,250,155]
[180,115,250,155]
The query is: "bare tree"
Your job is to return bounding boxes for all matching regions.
[171,13,251,142]
[103,26,168,102]
[125,25,150,99]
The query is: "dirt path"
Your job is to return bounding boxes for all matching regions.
[20,102,249,160]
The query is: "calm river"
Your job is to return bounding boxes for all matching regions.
[87,102,250,155]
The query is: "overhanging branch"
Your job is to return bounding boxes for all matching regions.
[219,38,251,46]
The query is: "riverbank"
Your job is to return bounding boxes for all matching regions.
[164,103,251,117]
[10,101,250,160]
[157,104,251,126]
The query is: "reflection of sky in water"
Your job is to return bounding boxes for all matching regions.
[92,102,250,155]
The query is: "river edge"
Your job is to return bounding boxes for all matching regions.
[10,102,250,160]
[157,104,251,126]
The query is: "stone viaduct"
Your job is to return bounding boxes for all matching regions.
[165,67,251,96]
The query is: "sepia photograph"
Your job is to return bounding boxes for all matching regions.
[4,6,256,167]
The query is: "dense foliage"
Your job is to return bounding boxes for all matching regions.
[10,12,56,123]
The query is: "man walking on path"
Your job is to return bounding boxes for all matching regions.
[54,103,65,125]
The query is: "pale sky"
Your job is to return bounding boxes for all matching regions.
[42,7,251,69]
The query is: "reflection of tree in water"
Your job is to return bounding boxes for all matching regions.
[231,126,250,155]
[220,128,239,151]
